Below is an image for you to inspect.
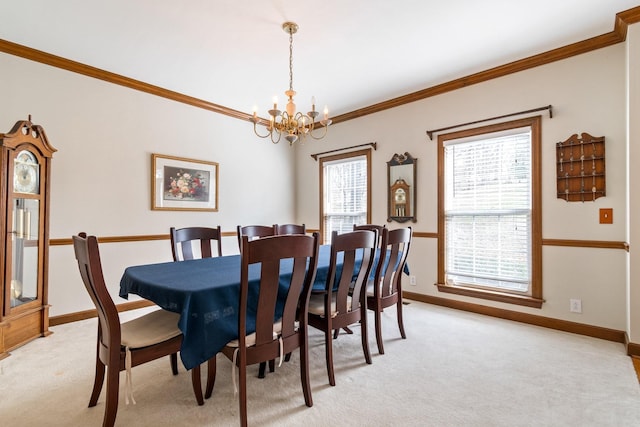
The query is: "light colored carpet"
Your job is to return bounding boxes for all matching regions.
[1,301,639,426]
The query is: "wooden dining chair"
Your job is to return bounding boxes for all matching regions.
[236,224,277,250]
[275,223,306,235]
[170,226,221,399]
[236,224,280,377]
[308,229,376,386]
[207,233,319,427]
[170,226,223,261]
[367,227,413,354]
[72,233,205,427]
[273,222,307,365]
[353,223,386,249]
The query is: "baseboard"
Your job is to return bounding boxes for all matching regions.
[626,337,640,358]
[49,300,155,326]
[404,291,626,344]
[50,293,640,357]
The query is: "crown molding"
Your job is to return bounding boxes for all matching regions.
[0,39,253,123]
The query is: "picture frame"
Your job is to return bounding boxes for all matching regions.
[151,153,218,211]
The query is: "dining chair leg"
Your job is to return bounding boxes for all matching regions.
[170,353,179,375]
[333,326,354,339]
[268,359,275,373]
[374,308,385,355]
[258,362,266,378]
[191,365,204,406]
[300,332,313,407]
[239,363,248,427]
[360,307,372,365]
[396,300,407,339]
[325,325,336,386]
[89,358,105,407]
[104,362,120,427]
[204,357,217,399]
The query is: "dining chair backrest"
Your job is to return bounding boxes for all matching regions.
[275,223,306,235]
[73,233,120,351]
[220,233,319,426]
[367,226,413,354]
[236,224,277,251]
[308,229,376,386]
[375,227,412,299]
[324,229,376,319]
[353,224,386,250]
[240,233,319,356]
[170,226,223,261]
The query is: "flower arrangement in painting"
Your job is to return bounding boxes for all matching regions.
[166,169,207,200]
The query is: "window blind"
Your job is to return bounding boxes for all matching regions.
[444,131,532,293]
[323,156,367,242]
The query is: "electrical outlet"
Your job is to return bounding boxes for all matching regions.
[570,298,582,313]
[409,275,417,286]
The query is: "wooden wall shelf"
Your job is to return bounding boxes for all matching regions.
[555,132,605,202]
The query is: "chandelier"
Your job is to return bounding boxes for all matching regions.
[251,22,331,145]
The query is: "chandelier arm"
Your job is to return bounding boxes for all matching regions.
[309,123,330,140]
[252,121,274,139]
[270,128,282,144]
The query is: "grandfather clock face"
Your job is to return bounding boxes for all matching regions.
[13,150,39,195]
[395,188,406,203]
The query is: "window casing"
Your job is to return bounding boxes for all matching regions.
[437,117,542,308]
[320,149,371,244]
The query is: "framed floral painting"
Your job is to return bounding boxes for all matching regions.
[151,153,218,211]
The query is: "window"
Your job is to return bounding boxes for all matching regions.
[437,117,542,308]
[320,149,371,243]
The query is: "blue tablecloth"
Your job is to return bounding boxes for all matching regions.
[119,244,407,370]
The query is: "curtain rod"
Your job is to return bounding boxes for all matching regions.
[310,142,377,161]
[426,105,553,140]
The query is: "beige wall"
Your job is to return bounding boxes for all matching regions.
[295,43,631,331]
[0,52,297,316]
[627,23,640,343]
[1,28,638,337]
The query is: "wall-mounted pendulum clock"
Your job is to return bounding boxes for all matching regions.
[390,178,411,218]
[0,119,56,359]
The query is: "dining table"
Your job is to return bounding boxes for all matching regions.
[119,244,407,370]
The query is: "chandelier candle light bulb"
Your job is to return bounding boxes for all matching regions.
[251,21,331,145]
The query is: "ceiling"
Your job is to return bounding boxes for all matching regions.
[1,1,639,119]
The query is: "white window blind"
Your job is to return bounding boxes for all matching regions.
[323,156,367,242]
[444,130,532,293]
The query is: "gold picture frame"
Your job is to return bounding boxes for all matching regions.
[151,153,218,211]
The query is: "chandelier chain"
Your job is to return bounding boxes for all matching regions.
[288,30,294,92]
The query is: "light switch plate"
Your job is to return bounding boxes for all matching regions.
[599,208,613,224]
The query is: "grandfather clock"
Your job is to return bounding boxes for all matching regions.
[0,119,56,359]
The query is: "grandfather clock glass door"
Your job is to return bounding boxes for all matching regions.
[8,150,41,310]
